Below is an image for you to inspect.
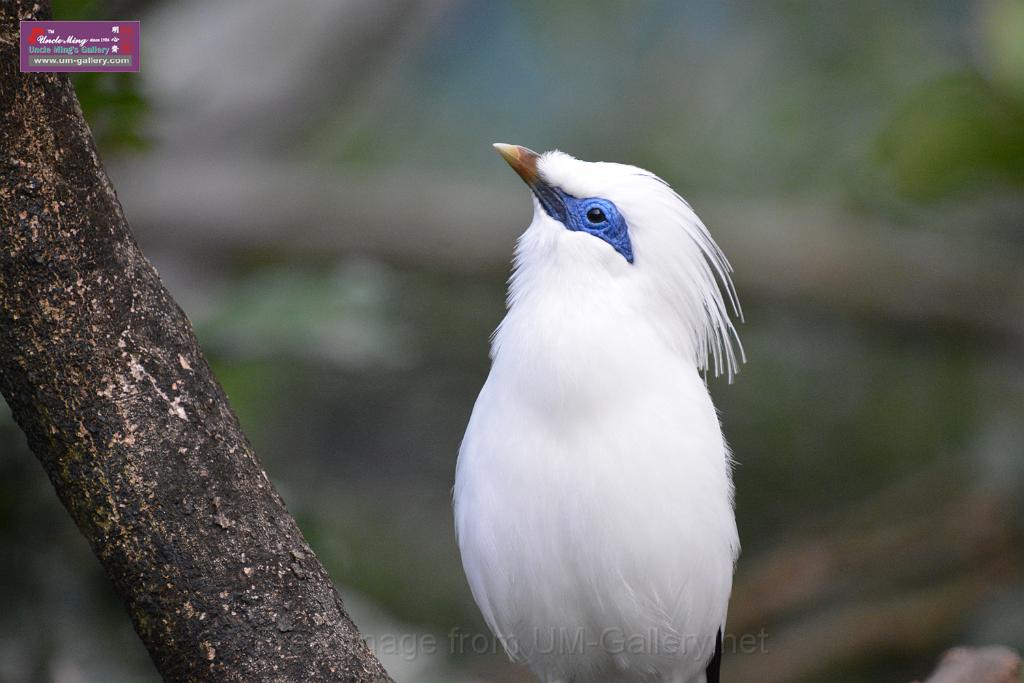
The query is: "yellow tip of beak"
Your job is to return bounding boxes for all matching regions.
[493,143,540,186]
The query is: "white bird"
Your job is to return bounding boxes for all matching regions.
[454,144,743,683]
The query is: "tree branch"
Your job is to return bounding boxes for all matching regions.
[0,2,390,680]
[922,646,1021,683]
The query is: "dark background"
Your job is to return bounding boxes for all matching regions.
[2,1,1023,681]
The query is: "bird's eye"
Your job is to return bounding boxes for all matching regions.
[586,207,606,223]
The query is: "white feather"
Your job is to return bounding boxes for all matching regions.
[455,150,741,683]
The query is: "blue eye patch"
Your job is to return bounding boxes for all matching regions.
[532,185,634,264]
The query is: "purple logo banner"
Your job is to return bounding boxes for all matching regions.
[20,20,140,73]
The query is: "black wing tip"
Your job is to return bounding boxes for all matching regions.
[705,628,723,683]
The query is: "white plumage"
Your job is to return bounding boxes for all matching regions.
[454,146,742,683]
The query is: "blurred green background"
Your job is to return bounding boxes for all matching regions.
[2,1,1024,681]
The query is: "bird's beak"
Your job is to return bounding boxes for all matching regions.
[493,143,566,221]
[493,143,540,187]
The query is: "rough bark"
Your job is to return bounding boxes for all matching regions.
[0,2,391,681]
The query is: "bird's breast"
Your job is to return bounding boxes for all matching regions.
[490,293,691,417]
[455,323,737,680]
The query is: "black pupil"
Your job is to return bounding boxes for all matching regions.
[586,207,606,223]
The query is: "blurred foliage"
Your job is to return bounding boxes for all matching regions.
[872,0,1024,202]
[197,261,419,371]
[50,0,99,20]
[715,305,981,549]
[979,0,1024,98]
[69,72,148,151]
[52,0,148,152]
[875,74,1024,200]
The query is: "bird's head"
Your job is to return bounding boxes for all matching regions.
[493,143,743,379]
